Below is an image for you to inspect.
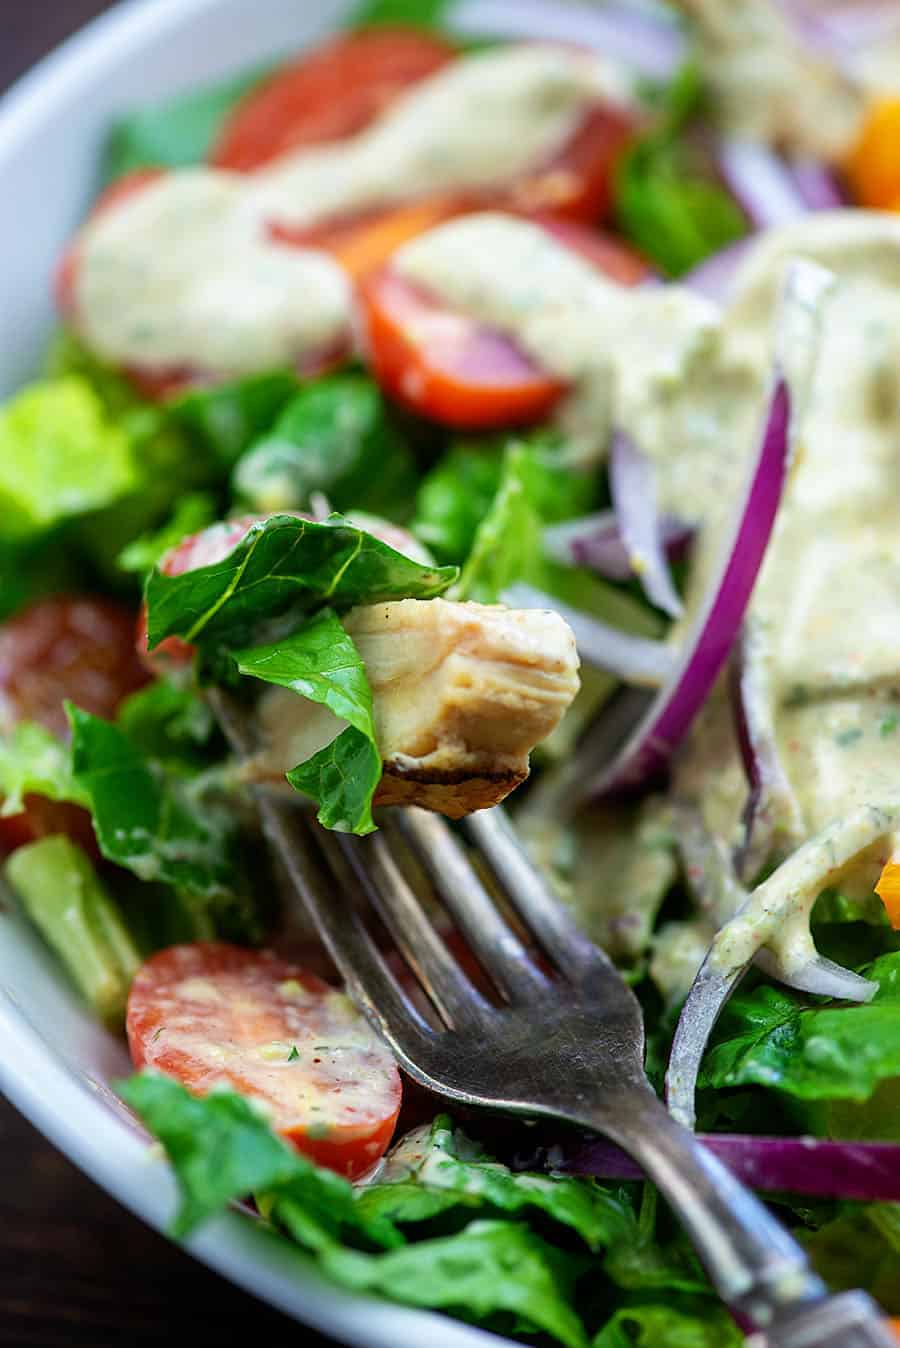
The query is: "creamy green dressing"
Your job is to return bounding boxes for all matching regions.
[674,0,876,157]
[393,211,720,466]
[663,211,900,980]
[75,44,634,376]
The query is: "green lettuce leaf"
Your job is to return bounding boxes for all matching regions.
[67,704,236,897]
[455,442,658,645]
[233,374,417,518]
[455,443,543,602]
[235,609,382,834]
[414,432,594,568]
[0,377,138,542]
[0,721,89,817]
[593,1303,743,1348]
[145,512,457,652]
[351,0,453,29]
[115,680,218,766]
[700,953,900,1102]
[286,727,382,836]
[119,1075,592,1347]
[357,1115,634,1251]
[614,64,746,277]
[119,1072,399,1246]
[803,1205,900,1314]
[412,443,505,564]
[44,332,228,580]
[295,1216,590,1348]
[118,493,218,575]
[105,67,269,179]
[166,372,298,468]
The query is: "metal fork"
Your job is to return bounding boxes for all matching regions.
[212,690,893,1348]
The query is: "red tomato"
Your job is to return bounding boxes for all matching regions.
[127,943,402,1178]
[55,169,167,318]
[359,216,649,429]
[210,29,455,172]
[0,596,149,738]
[0,596,149,854]
[359,269,566,430]
[531,214,652,286]
[56,169,199,402]
[137,515,262,674]
[503,103,638,224]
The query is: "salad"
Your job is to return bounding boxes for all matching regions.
[5,0,900,1342]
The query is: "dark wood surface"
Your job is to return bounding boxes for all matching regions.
[0,7,337,1344]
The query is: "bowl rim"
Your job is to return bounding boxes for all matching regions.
[0,4,506,1344]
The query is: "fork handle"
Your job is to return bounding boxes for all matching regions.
[586,1087,894,1344]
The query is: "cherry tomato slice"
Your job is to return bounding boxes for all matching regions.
[529,214,652,285]
[210,29,455,172]
[55,169,167,318]
[0,595,149,854]
[136,515,262,674]
[127,942,402,1178]
[360,268,566,430]
[503,102,638,224]
[0,596,149,738]
[359,215,649,430]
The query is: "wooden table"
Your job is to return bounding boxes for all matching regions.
[0,6,337,1343]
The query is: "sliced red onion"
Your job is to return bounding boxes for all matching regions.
[450,0,687,80]
[545,1132,900,1201]
[682,238,753,306]
[581,377,789,793]
[543,510,692,581]
[501,581,675,685]
[578,259,832,800]
[718,138,810,230]
[789,157,846,211]
[610,431,684,618]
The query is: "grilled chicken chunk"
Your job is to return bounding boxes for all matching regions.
[249,598,580,816]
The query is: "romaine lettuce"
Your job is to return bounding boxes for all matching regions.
[232,374,417,518]
[235,609,382,834]
[700,954,900,1103]
[0,377,138,542]
[67,703,237,897]
[144,513,457,652]
[0,721,89,817]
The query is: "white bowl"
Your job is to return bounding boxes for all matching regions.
[0,3,633,1344]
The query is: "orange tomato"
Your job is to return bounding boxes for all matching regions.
[844,98,900,208]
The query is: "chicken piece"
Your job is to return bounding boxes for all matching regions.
[249,598,580,817]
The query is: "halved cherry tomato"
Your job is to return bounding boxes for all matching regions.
[56,169,200,402]
[502,102,639,224]
[127,942,402,1178]
[530,214,652,285]
[136,514,261,675]
[359,269,565,430]
[359,218,649,430]
[55,168,167,317]
[211,29,455,172]
[0,596,149,854]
